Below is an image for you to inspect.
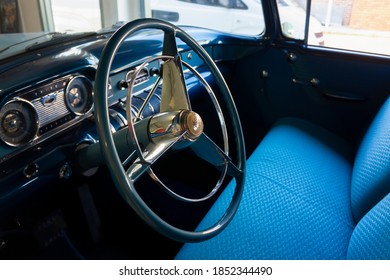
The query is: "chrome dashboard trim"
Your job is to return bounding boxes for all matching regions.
[0,74,95,162]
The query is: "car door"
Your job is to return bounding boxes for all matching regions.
[230,0,390,152]
[229,0,265,35]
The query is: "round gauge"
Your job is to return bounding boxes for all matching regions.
[65,75,93,115]
[0,99,39,147]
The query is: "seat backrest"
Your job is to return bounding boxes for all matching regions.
[351,97,390,222]
[347,193,390,259]
[348,97,390,259]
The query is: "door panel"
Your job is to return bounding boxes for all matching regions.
[230,44,390,154]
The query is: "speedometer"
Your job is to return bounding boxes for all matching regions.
[0,99,39,147]
[65,75,93,115]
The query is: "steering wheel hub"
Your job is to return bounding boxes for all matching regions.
[182,110,203,140]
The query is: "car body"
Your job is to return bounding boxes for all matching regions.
[150,0,324,44]
[0,0,389,262]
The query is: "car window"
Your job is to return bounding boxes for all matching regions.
[309,0,390,56]
[276,0,325,46]
[0,0,266,60]
[150,0,264,36]
[178,0,248,9]
[178,0,230,8]
[50,0,265,37]
[277,0,390,56]
[51,0,101,32]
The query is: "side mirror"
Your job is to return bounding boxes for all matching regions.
[281,22,295,37]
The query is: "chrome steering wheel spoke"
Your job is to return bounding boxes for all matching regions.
[127,129,186,182]
[191,133,242,178]
[160,29,191,112]
[160,56,191,112]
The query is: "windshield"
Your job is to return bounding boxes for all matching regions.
[0,0,265,60]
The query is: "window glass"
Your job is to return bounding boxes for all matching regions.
[51,0,101,32]
[178,0,230,7]
[309,0,390,55]
[178,0,246,9]
[277,0,306,40]
[47,0,264,36]
[151,0,264,36]
[276,0,325,46]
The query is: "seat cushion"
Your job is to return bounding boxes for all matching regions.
[176,118,355,259]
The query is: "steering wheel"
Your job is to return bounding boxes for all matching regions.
[93,18,246,243]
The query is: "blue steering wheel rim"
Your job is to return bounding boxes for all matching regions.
[93,18,246,243]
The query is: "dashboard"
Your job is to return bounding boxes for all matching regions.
[0,28,239,212]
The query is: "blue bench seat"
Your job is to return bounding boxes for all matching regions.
[176,98,390,260]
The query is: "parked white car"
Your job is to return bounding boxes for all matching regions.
[150,0,324,45]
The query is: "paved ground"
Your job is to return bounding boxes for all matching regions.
[320,27,390,56]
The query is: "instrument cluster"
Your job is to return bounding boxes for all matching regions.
[0,75,93,147]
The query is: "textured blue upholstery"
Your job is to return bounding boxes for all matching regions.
[351,98,390,222]
[347,194,390,259]
[176,118,356,259]
[176,98,390,260]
